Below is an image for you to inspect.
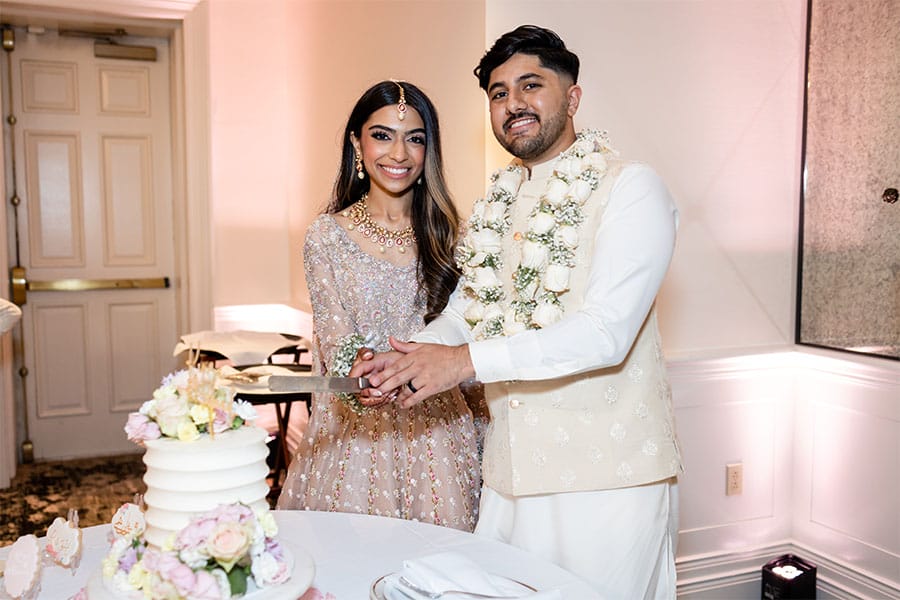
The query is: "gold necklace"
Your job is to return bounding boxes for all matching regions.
[342,195,416,254]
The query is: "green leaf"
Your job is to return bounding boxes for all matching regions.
[227,565,249,596]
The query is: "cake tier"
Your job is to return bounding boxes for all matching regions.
[141,426,270,549]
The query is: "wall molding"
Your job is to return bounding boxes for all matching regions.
[677,542,900,599]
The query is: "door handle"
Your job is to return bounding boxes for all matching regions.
[9,266,169,306]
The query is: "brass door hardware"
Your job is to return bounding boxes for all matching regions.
[10,266,169,305]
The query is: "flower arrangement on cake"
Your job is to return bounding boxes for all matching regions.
[102,502,290,599]
[125,364,258,443]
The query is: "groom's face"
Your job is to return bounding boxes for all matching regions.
[485,52,579,166]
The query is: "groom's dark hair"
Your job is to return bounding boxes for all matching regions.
[474,25,580,90]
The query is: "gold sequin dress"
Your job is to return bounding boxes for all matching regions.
[277,215,482,531]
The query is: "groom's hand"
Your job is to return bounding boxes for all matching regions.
[367,337,475,409]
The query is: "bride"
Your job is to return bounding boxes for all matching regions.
[276,81,481,531]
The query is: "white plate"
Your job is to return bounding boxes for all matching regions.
[370,572,536,599]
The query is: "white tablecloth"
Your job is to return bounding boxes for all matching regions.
[0,510,600,599]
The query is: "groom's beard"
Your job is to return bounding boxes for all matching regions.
[498,105,568,162]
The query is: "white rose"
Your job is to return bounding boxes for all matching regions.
[503,308,527,336]
[543,178,568,206]
[176,420,200,442]
[464,300,486,323]
[471,267,501,290]
[543,264,571,292]
[154,393,189,437]
[190,403,210,425]
[469,229,502,254]
[575,137,596,155]
[139,399,155,416]
[584,152,607,174]
[569,179,593,204]
[533,301,565,328]
[471,201,486,220]
[520,240,549,269]
[495,169,523,196]
[554,156,581,180]
[255,509,278,537]
[483,201,507,224]
[528,211,555,235]
[234,399,257,422]
[467,251,487,267]
[482,303,504,323]
[554,225,579,249]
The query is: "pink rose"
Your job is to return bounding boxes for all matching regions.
[163,561,197,596]
[207,522,251,570]
[176,517,216,550]
[211,408,231,433]
[211,503,253,524]
[124,412,160,443]
[140,547,162,572]
[190,570,225,600]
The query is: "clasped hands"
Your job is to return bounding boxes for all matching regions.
[349,337,474,409]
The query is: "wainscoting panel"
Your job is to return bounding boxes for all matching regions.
[669,354,794,558]
[669,350,900,598]
[793,353,900,590]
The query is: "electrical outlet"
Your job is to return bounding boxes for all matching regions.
[726,463,743,496]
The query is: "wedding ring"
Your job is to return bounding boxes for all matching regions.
[407,380,418,394]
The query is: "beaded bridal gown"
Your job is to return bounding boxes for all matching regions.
[277,215,482,531]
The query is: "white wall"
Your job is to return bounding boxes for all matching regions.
[483,0,806,358]
[206,0,486,316]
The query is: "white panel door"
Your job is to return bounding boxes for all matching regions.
[3,28,180,459]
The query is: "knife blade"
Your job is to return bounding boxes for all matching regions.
[267,375,370,393]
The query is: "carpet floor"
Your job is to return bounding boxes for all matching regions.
[0,454,146,547]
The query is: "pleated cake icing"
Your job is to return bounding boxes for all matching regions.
[140,425,270,549]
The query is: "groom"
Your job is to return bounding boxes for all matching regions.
[356,25,682,598]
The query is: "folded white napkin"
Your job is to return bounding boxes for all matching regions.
[382,551,561,599]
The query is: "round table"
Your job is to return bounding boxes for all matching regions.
[1,510,600,598]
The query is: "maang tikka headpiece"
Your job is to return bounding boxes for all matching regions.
[391,79,407,121]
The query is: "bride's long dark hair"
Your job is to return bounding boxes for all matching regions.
[328,81,460,324]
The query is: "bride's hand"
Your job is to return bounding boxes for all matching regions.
[353,348,401,407]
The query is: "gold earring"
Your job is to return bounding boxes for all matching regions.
[355,152,365,179]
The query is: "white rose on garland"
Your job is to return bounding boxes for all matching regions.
[544,178,569,206]
[533,300,565,328]
[458,130,617,340]
[521,240,549,270]
[543,264,571,293]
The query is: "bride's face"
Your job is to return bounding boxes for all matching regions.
[353,104,427,199]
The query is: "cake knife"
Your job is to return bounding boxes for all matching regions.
[267,375,370,393]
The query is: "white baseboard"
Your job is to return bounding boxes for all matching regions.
[677,543,900,599]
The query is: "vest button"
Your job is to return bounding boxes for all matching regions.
[508,398,521,409]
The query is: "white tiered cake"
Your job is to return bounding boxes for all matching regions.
[86,366,314,599]
[141,425,270,549]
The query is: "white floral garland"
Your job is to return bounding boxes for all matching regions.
[457,130,616,340]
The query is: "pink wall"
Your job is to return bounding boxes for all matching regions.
[207,0,486,314]
[482,1,807,358]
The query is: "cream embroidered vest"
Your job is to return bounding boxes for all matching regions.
[481,158,683,496]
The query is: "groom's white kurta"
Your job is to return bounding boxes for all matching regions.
[415,146,682,596]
